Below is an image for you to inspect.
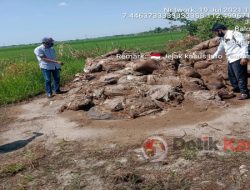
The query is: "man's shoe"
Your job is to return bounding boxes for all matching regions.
[238,94,249,100]
[232,88,240,93]
[47,93,53,98]
[55,90,67,94]
[55,91,62,94]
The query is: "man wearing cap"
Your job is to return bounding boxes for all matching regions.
[34,37,64,98]
[209,24,249,100]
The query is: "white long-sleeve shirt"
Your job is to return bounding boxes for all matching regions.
[212,30,248,63]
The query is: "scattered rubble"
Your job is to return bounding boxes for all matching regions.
[60,37,238,119]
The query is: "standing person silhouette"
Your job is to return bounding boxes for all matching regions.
[34,37,64,98]
[208,24,249,100]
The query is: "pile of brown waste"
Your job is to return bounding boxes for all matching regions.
[60,38,238,119]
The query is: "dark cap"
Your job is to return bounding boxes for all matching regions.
[42,37,54,44]
[212,24,227,32]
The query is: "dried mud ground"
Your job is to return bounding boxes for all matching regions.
[0,90,250,190]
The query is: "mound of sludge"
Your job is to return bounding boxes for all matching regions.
[60,39,238,119]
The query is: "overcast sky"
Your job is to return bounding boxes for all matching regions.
[0,0,249,46]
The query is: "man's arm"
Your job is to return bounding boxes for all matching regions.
[41,56,63,65]
[211,40,225,60]
[34,48,63,65]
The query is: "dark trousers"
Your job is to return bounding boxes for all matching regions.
[228,59,249,95]
[41,68,60,95]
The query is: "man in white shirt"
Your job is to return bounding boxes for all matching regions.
[34,37,64,98]
[209,24,249,100]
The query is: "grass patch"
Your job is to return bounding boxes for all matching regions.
[24,174,34,182]
[181,147,198,160]
[0,144,47,179]
[0,163,26,176]
[67,174,83,190]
